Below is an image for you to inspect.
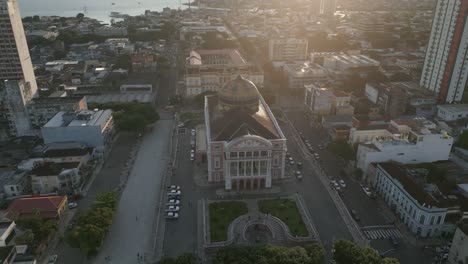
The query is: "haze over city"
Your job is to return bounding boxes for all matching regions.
[0,0,467,263]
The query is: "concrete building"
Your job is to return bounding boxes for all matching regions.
[375,163,448,238]
[131,52,158,73]
[94,26,127,37]
[7,195,68,219]
[420,0,468,103]
[120,84,153,94]
[304,84,334,115]
[0,221,16,247]
[349,118,391,145]
[332,90,354,115]
[41,109,114,150]
[0,170,28,198]
[392,82,437,118]
[185,49,263,96]
[323,54,380,78]
[365,82,409,118]
[437,104,468,122]
[356,117,454,174]
[0,0,39,138]
[448,222,468,264]
[30,162,81,194]
[28,96,88,128]
[283,62,329,90]
[357,18,384,35]
[320,0,336,16]
[204,76,287,190]
[268,38,308,62]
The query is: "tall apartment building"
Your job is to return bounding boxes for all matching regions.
[0,0,38,138]
[268,39,308,62]
[320,0,336,16]
[420,0,468,103]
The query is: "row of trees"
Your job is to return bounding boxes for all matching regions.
[67,192,117,256]
[212,243,325,264]
[159,240,400,264]
[334,240,399,264]
[88,102,159,132]
[15,217,58,249]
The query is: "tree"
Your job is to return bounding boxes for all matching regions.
[76,13,85,20]
[93,192,117,210]
[382,258,400,264]
[14,230,34,245]
[304,243,325,264]
[456,130,468,150]
[328,140,355,161]
[114,54,133,72]
[334,240,400,264]
[68,224,105,256]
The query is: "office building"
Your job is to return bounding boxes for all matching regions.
[204,76,287,190]
[0,0,38,137]
[420,0,468,103]
[185,49,263,96]
[365,83,409,118]
[268,38,308,62]
[356,117,453,174]
[41,109,115,150]
[320,0,336,16]
[283,62,329,90]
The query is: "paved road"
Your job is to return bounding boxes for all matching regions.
[284,109,436,263]
[94,117,174,264]
[53,134,137,264]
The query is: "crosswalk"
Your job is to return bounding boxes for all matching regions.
[362,227,402,240]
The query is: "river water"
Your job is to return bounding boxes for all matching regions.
[18,0,186,22]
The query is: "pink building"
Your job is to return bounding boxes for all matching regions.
[204,76,287,190]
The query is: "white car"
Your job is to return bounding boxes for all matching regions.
[167,190,181,196]
[166,205,180,212]
[166,212,179,219]
[167,199,180,205]
[362,186,372,196]
[68,202,78,209]
[167,185,181,190]
[191,129,196,136]
[47,255,58,264]
[339,180,346,188]
[190,149,195,153]
[190,153,195,161]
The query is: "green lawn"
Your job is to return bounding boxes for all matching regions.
[258,199,308,237]
[209,201,248,242]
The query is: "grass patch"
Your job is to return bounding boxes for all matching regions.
[258,198,308,237]
[209,201,248,242]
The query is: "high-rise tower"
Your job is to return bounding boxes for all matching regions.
[0,0,38,137]
[420,0,468,103]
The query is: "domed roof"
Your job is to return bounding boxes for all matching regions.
[218,75,259,105]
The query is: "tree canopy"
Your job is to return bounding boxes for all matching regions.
[213,244,324,264]
[328,140,356,161]
[334,240,399,264]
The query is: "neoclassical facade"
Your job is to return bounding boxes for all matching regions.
[204,76,286,190]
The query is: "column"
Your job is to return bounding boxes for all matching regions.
[243,179,247,189]
[236,179,239,190]
[225,161,232,190]
[257,178,261,189]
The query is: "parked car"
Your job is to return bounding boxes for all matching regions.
[190,153,195,161]
[361,185,372,196]
[191,129,196,136]
[167,185,181,190]
[339,180,346,188]
[313,153,320,160]
[166,205,180,212]
[167,190,181,196]
[167,199,180,205]
[68,202,78,209]
[391,237,399,247]
[166,211,179,219]
[318,144,324,150]
[297,162,303,169]
[48,255,58,264]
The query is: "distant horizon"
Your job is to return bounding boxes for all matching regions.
[17,0,188,22]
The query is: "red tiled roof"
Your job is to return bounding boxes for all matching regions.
[7,195,67,219]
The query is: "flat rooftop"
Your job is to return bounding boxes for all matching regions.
[437,104,468,113]
[330,54,380,65]
[284,62,329,78]
[187,49,248,66]
[86,93,154,104]
[44,109,112,128]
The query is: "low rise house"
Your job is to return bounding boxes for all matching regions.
[0,170,29,198]
[375,163,450,238]
[322,115,353,140]
[437,104,468,122]
[30,162,81,194]
[7,195,68,219]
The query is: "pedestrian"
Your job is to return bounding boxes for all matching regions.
[136,216,138,221]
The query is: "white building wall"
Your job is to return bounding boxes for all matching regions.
[375,165,447,238]
[348,128,393,145]
[41,126,104,148]
[357,134,454,173]
[448,227,468,264]
[365,83,379,104]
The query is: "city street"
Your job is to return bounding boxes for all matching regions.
[284,108,435,263]
[94,116,174,264]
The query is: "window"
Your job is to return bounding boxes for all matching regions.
[273,156,279,166]
[429,216,434,225]
[230,152,238,158]
[246,152,252,158]
[10,186,14,191]
[419,214,425,225]
[253,151,259,157]
[261,151,268,157]
[215,158,220,169]
[239,152,245,158]
[436,215,442,225]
